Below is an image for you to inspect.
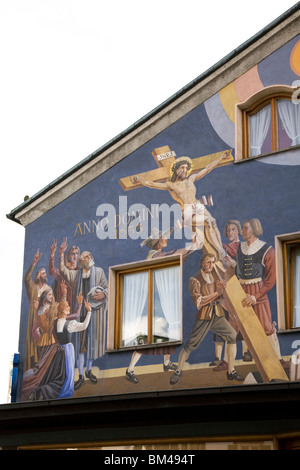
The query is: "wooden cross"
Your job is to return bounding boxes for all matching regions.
[119,145,233,274]
[119,145,233,191]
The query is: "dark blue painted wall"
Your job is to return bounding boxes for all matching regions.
[17,34,300,399]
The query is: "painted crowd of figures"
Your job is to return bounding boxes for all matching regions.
[22,240,108,400]
[21,152,290,401]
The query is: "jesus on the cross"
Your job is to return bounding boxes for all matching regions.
[134,150,230,262]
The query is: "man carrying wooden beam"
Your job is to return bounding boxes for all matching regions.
[170,252,243,384]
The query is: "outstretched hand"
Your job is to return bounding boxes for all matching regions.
[60,237,68,255]
[50,240,57,255]
[130,175,141,184]
[77,292,83,304]
[33,249,42,264]
[221,150,231,161]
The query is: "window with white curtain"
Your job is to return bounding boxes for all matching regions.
[248,98,300,158]
[153,266,181,342]
[121,271,149,347]
[277,99,300,148]
[236,87,300,160]
[249,103,271,157]
[108,256,182,350]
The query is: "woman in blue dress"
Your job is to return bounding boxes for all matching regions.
[23,293,92,401]
[56,294,92,398]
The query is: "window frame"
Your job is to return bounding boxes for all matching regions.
[235,85,297,161]
[275,232,300,331]
[282,238,300,330]
[107,254,183,352]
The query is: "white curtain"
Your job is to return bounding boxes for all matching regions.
[293,249,300,328]
[154,266,181,341]
[249,104,271,157]
[122,272,148,346]
[277,99,300,146]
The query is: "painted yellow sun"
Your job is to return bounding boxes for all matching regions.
[290,40,300,76]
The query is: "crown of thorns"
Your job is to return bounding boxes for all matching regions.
[170,157,193,175]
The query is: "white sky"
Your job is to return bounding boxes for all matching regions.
[0,0,298,404]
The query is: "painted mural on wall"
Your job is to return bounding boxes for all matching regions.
[18,35,300,402]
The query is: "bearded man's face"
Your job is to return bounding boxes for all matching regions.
[36,269,48,284]
[79,252,94,270]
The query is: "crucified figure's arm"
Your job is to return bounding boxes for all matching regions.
[132,175,171,190]
[190,150,231,182]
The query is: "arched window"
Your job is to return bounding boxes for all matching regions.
[235,85,300,160]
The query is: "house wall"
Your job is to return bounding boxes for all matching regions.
[16,33,300,402]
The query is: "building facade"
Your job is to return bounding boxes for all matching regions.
[2,4,300,450]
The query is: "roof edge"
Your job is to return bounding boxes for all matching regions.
[7,2,300,225]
